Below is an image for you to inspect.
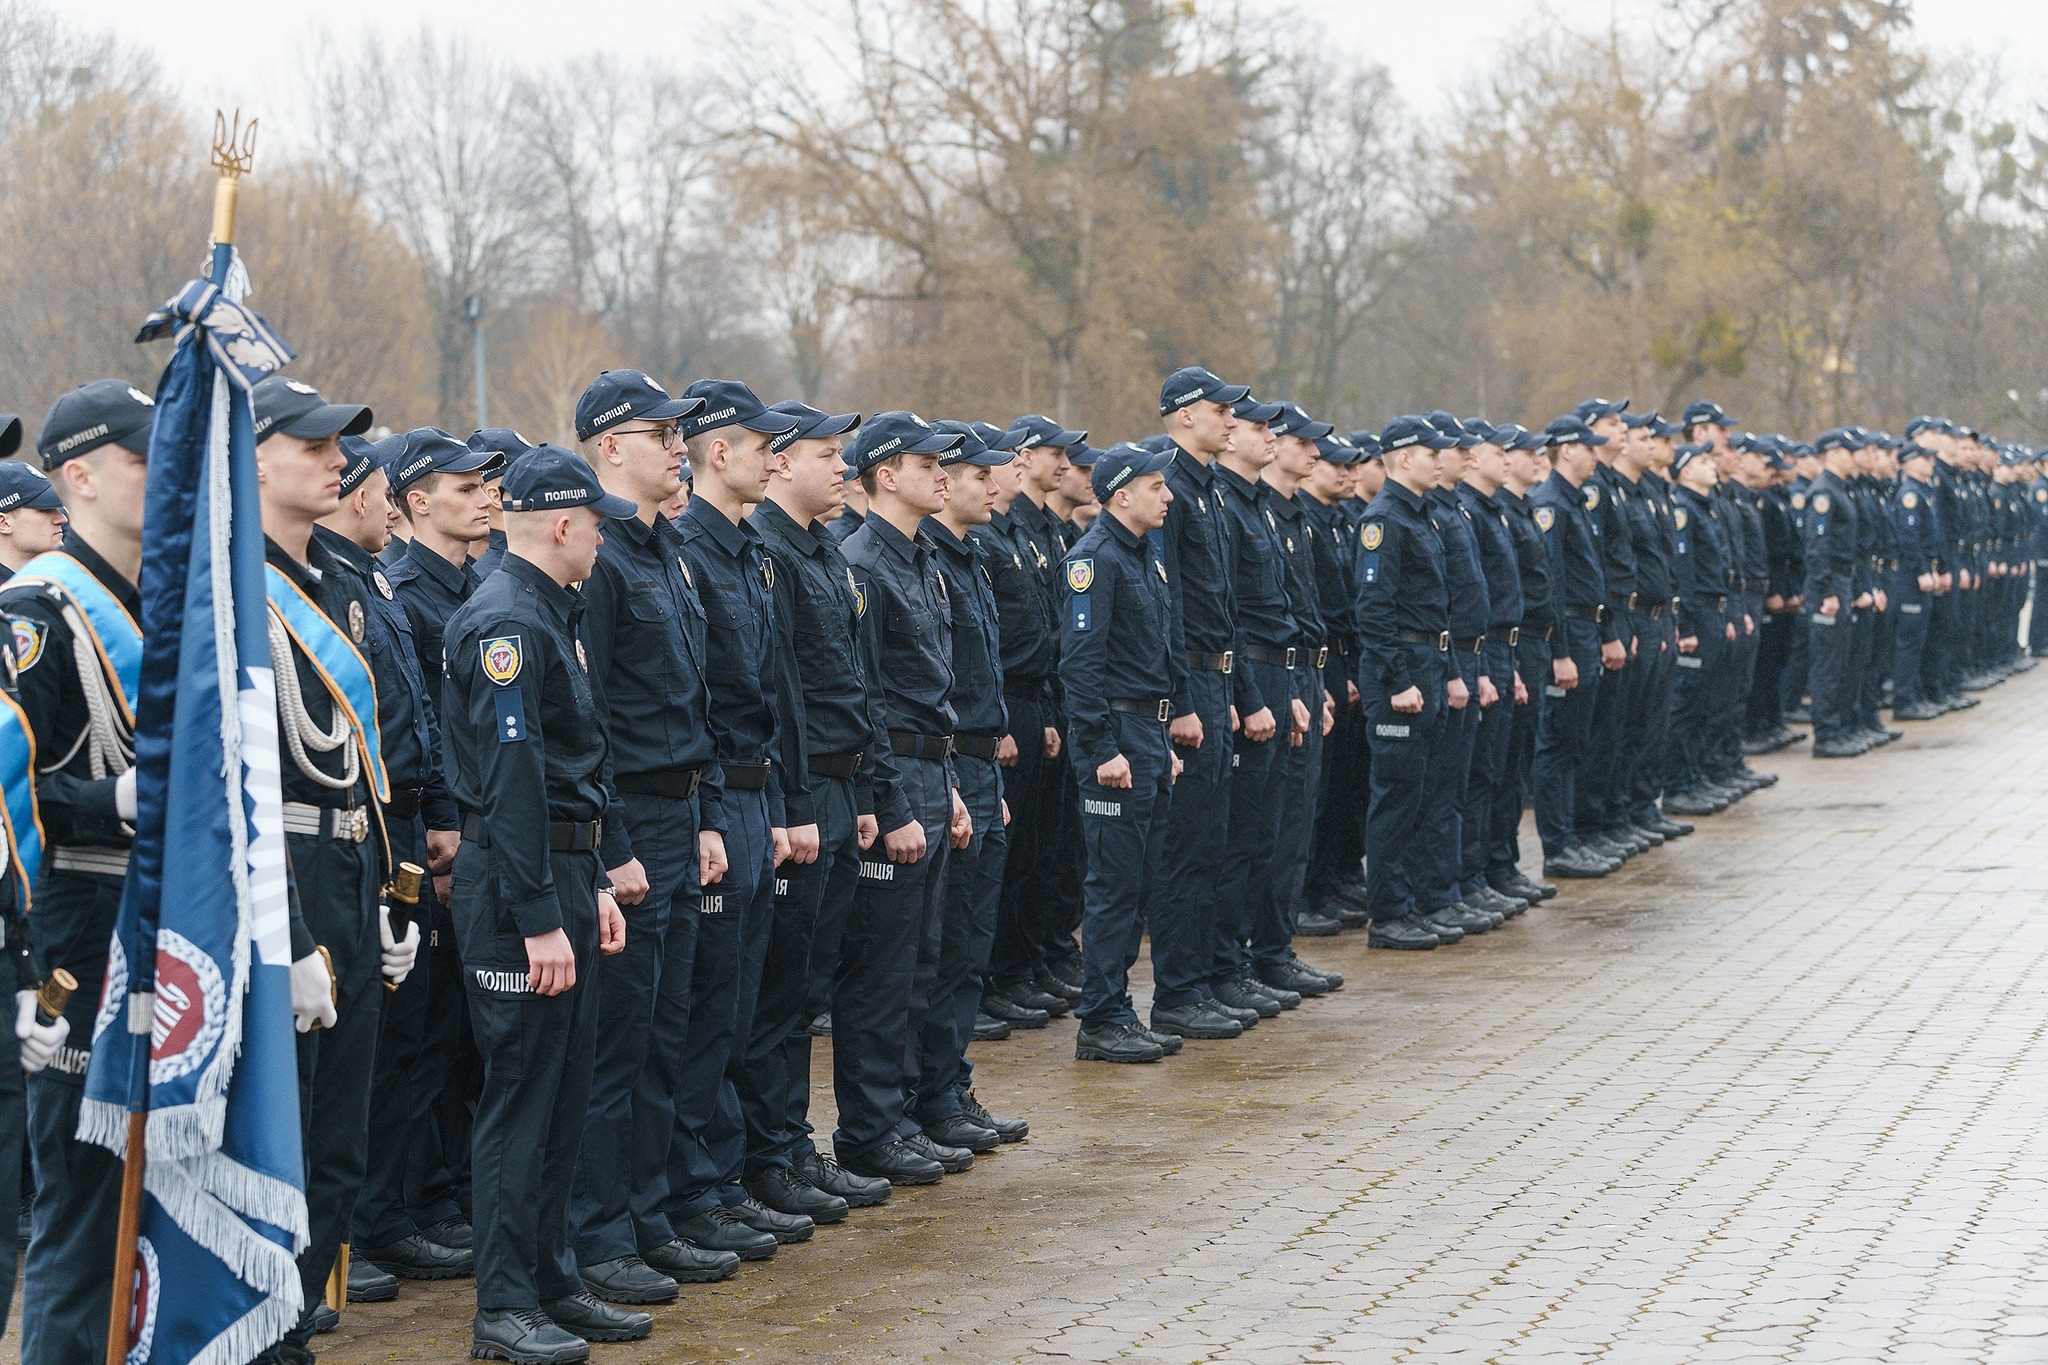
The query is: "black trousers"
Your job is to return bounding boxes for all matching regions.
[987,692,1050,992]
[1807,608,1854,742]
[1361,644,1448,922]
[353,813,438,1249]
[1487,635,1547,882]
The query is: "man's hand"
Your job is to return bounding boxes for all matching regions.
[1322,690,1336,735]
[1744,613,1756,634]
[598,895,626,955]
[1346,679,1360,707]
[1043,727,1062,759]
[996,734,1019,766]
[1600,639,1627,671]
[1095,754,1133,789]
[426,828,460,874]
[1169,711,1204,749]
[950,789,972,849]
[1242,706,1278,741]
[883,819,927,864]
[290,951,336,1033]
[1171,751,1184,783]
[856,814,878,850]
[1959,569,1973,590]
[1821,595,1840,619]
[379,905,420,984]
[1553,656,1580,691]
[1290,696,1311,734]
[1766,593,1786,613]
[1678,634,1698,654]
[1725,620,1738,641]
[1447,676,1470,709]
[772,826,792,866]
[525,928,576,996]
[1853,591,1873,610]
[1630,633,1640,658]
[1001,798,1011,826]
[1918,572,1936,593]
[1478,674,1499,709]
[14,993,68,1074]
[699,829,729,886]
[434,874,452,905]
[1513,671,1529,706]
[1873,589,1888,611]
[606,857,649,907]
[1229,705,1241,733]
[786,823,820,865]
[1390,685,1424,714]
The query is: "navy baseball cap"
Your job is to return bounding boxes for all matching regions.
[1159,367,1249,416]
[1899,440,1936,460]
[766,401,861,454]
[1424,410,1477,447]
[933,419,1015,467]
[1232,395,1284,425]
[1672,442,1711,474]
[250,376,373,445]
[1314,433,1359,463]
[1573,397,1630,422]
[1137,433,1178,454]
[1489,422,1538,451]
[1351,432,1383,461]
[574,370,703,442]
[388,428,499,493]
[1683,400,1737,428]
[38,378,157,468]
[1009,413,1088,449]
[1813,428,1852,453]
[1066,442,1099,468]
[1620,410,1660,430]
[500,445,637,518]
[0,415,19,461]
[0,460,66,514]
[680,379,802,441]
[1380,415,1459,452]
[1460,417,1502,445]
[845,411,962,472]
[1650,417,1684,439]
[468,428,534,472]
[969,421,1028,453]
[1544,415,1609,447]
[337,436,382,496]
[1273,403,1334,441]
[1091,442,1174,501]
[1903,415,1942,439]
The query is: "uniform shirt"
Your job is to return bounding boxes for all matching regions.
[2028,476,2048,559]
[387,537,479,736]
[1262,481,1325,649]
[1761,485,1803,597]
[1850,476,1884,594]
[967,508,1059,706]
[1006,497,1067,599]
[1214,463,1297,716]
[1531,470,1614,653]
[1800,469,1861,607]
[1724,483,1770,590]
[1301,491,1361,641]
[679,499,789,832]
[1457,482,1523,631]
[923,517,1008,740]
[1428,485,1490,642]
[1354,481,1450,696]
[473,527,509,580]
[1586,464,1640,606]
[1615,469,1674,607]
[442,555,610,938]
[824,506,864,544]
[751,498,897,827]
[1161,448,1239,712]
[1928,464,1969,574]
[1670,484,1731,639]
[312,526,456,832]
[266,536,374,813]
[582,508,721,859]
[1056,511,1181,772]
[1495,485,1558,642]
[1893,475,1943,577]
[844,512,958,747]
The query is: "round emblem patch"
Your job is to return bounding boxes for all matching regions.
[347,600,366,643]
[1067,559,1094,592]
[150,929,228,1084]
[1584,484,1601,509]
[1361,523,1384,550]
[1535,507,1556,532]
[372,569,394,600]
[1674,508,1688,529]
[1901,491,1918,509]
[1812,494,1830,514]
[10,618,43,672]
[1791,493,1806,509]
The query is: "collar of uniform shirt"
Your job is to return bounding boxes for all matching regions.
[1384,480,1427,514]
[861,510,928,564]
[1213,460,1260,500]
[500,553,579,622]
[61,526,142,610]
[265,534,326,588]
[1099,510,1149,553]
[407,534,473,591]
[752,496,831,556]
[1169,446,1218,487]
[682,494,762,558]
[603,505,657,547]
[313,523,376,574]
[922,516,975,560]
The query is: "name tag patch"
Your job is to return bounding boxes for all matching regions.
[859,859,895,883]
[701,893,726,914]
[1082,797,1122,817]
[1543,684,1567,698]
[1373,723,1411,738]
[1676,655,1703,669]
[473,968,532,995]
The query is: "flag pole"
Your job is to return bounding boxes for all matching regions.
[104,108,258,1365]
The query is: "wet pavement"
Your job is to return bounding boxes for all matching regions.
[15,671,2048,1363]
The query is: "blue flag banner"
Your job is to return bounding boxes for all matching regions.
[79,261,308,1363]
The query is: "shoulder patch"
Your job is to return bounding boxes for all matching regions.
[1901,491,1918,509]
[1791,493,1806,509]
[480,635,522,686]
[1674,507,1688,529]
[1535,507,1556,532]
[10,618,43,672]
[1361,523,1384,551]
[1584,484,1601,509]
[1812,494,1830,514]
[1067,558,1094,593]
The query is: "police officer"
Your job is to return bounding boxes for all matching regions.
[1301,431,1368,932]
[317,437,473,1299]
[1610,412,1680,849]
[0,461,67,575]
[2027,451,2048,659]
[1486,425,1561,906]
[1751,442,1804,752]
[1890,438,1946,720]
[443,446,641,1360]
[12,379,152,1364]
[670,380,807,1254]
[1625,417,1694,838]
[838,412,973,1183]
[747,402,898,1210]
[1572,399,1643,865]
[1665,443,1736,805]
[1801,434,1866,758]
[1059,442,1183,1060]
[468,427,536,581]
[1355,416,1456,948]
[566,370,745,1301]
[916,420,1026,1146]
[1151,369,1257,1036]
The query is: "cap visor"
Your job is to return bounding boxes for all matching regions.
[745,411,806,436]
[26,488,67,512]
[0,416,20,460]
[644,395,706,423]
[1237,403,1284,424]
[905,432,965,456]
[1212,384,1251,406]
[593,491,641,520]
[1302,421,1336,441]
[283,402,375,440]
[444,448,501,477]
[1054,428,1089,447]
[810,412,862,440]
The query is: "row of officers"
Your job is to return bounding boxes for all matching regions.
[0,366,2038,1365]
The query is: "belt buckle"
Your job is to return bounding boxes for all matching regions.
[1596,604,1609,623]
[1315,646,1328,669]
[1155,700,1171,723]
[1282,646,1297,668]
[1218,650,1234,675]
[1435,631,1449,652]
[940,737,955,761]
[336,808,368,843]
[591,819,604,850]
[1508,626,1520,646]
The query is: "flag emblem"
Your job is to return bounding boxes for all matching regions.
[1067,559,1093,592]
[482,636,522,685]
[152,930,227,1081]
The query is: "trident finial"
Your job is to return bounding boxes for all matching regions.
[210,109,258,180]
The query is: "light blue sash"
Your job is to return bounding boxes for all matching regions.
[12,552,142,724]
[0,695,42,905]
[265,565,390,803]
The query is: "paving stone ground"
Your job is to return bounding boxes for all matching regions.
[13,672,2048,1364]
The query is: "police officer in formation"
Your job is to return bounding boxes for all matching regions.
[8,346,2048,1365]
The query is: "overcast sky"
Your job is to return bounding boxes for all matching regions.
[60,0,2048,122]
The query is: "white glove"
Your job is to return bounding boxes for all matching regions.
[379,905,419,985]
[290,952,336,1033]
[115,769,137,823]
[14,992,68,1073]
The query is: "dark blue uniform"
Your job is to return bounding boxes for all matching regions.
[1579,464,1638,842]
[1800,470,1863,744]
[1490,484,1556,890]
[1891,473,1942,712]
[1751,483,1802,740]
[1530,470,1610,861]
[2027,474,2048,658]
[1252,481,1326,976]
[1716,482,1769,779]
[1353,481,1450,924]
[1457,481,1522,900]
[1303,487,1367,915]
[1418,485,1488,914]
[1004,496,1083,979]
[1669,484,1732,792]
[1058,512,1181,1024]
[1613,467,1677,832]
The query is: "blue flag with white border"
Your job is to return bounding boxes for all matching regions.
[77,260,308,1363]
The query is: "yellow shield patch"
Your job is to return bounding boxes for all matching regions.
[10,618,43,672]
[1791,493,1806,509]
[1812,494,1830,514]
[1067,559,1094,593]
[1584,484,1601,509]
[481,635,522,686]
[1361,523,1384,551]
[1674,508,1688,529]
[1901,491,1918,509]
[1534,507,1556,532]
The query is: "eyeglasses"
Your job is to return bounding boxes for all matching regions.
[610,424,679,449]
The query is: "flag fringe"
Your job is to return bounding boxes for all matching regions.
[146,1158,307,1296]
[186,1294,303,1365]
[74,1096,131,1153]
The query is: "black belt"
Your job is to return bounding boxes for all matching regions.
[462,814,602,852]
[1519,623,1553,642]
[1329,635,1355,657]
[1486,625,1521,646]
[1240,643,1304,668]
[1454,635,1483,654]
[1002,683,1046,702]
[1610,592,1666,618]
[1185,650,1235,673]
[1107,697,1172,721]
[383,786,425,821]
[616,765,704,799]
[722,761,772,791]
[1693,593,1728,611]
[954,733,1001,762]
[1394,628,1450,650]
[808,751,862,779]
[1561,604,1608,624]
[888,730,954,762]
